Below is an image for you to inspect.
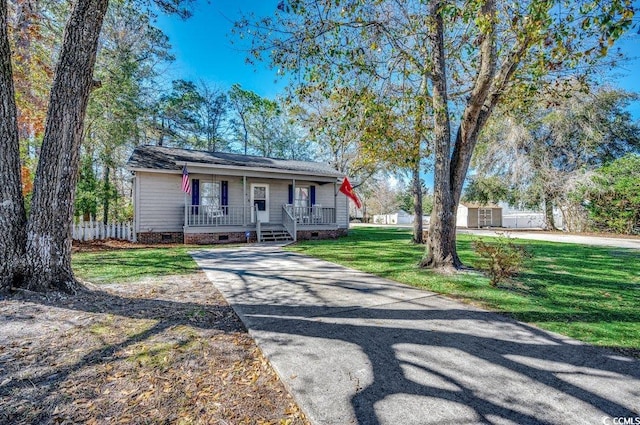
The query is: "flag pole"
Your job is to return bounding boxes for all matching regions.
[182,163,189,230]
[183,170,187,229]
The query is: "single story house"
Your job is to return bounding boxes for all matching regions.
[127,145,351,244]
[456,202,502,228]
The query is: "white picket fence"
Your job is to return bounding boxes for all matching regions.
[71,220,135,242]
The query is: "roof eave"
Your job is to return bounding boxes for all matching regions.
[128,162,342,180]
[176,160,342,179]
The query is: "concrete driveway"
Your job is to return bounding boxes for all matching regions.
[192,245,640,425]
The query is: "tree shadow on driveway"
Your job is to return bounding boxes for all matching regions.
[193,247,640,425]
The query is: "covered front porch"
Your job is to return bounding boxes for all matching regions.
[128,145,350,245]
[182,171,344,243]
[183,203,338,242]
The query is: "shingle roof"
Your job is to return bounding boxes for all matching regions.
[459,202,502,209]
[127,145,344,178]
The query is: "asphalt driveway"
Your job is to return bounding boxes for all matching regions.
[458,228,640,250]
[192,245,640,425]
[351,224,640,250]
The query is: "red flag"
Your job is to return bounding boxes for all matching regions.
[181,165,191,194]
[339,177,362,209]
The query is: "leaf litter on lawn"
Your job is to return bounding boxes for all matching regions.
[0,272,309,425]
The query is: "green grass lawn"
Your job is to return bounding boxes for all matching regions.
[288,227,640,351]
[73,247,201,283]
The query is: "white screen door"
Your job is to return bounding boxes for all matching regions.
[251,183,269,222]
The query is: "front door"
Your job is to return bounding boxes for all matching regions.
[251,183,269,223]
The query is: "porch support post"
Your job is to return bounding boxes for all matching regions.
[243,175,247,225]
[334,181,338,225]
[133,174,139,242]
[183,191,188,228]
[292,178,296,219]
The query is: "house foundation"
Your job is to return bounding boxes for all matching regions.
[296,228,349,241]
[184,231,258,245]
[137,232,184,244]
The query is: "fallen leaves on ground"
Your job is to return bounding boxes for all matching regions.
[0,273,309,425]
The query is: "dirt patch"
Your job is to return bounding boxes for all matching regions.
[71,239,186,253]
[0,274,309,425]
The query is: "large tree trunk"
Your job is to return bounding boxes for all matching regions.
[422,0,500,270]
[22,0,109,292]
[411,164,423,244]
[544,195,555,230]
[420,0,460,270]
[0,0,27,291]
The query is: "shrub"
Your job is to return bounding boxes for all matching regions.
[472,235,531,286]
[578,154,640,235]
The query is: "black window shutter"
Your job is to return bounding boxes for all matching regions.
[221,181,228,212]
[310,185,316,205]
[288,184,293,204]
[191,179,200,214]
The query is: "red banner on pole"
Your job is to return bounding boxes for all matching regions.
[339,177,362,209]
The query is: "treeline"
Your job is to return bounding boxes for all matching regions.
[9,0,638,236]
[464,86,640,235]
[10,0,315,225]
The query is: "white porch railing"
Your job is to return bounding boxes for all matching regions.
[186,205,254,227]
[284,205,336,226]
[72,220,134,242]
[282,205,297,242]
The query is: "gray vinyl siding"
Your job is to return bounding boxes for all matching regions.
[243,178,289,224]
[314,183,335,208]
[337,193,349,227]
[135,171,350,229]
[267,180,289,223]
[243,179,340,224]
[137,171,184,232]
[189,173,244,208]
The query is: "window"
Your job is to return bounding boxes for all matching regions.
[253,185,267,211]
[288,184,315,209]
[201,182,220,210]
[191,180,227,216]
[295,186,309,209]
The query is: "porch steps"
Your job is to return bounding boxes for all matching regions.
[260,228,293,243]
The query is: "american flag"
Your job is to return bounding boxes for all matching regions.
[181,165,191,194]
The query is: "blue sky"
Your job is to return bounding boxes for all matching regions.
[156,1,288,98]
[156,1,639,195]
[156,1,640,116]
[156,2,638,190]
